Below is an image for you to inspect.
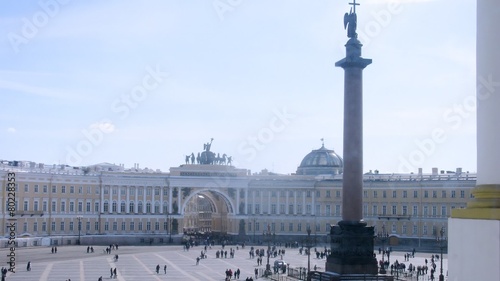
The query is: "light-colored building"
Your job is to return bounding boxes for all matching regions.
[0,146,474,247]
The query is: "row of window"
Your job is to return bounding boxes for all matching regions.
[13,197,466,218]
[245,203,464,217]
[249,189,470,199]
[366,190,469,199]
[16,200,174,214]
[18,221,170,233]
[247,221,442,236]
[17,184,171,196]
[15,219,441,237]
[15,184,470,200]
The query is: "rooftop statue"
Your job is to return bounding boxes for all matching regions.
[343,0,359,39]
[343,8,357,39]
[204,138,214,152]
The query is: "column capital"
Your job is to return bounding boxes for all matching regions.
[451,184,500,220]
[335,38,372,69]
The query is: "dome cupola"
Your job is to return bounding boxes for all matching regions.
[296,144,343,175]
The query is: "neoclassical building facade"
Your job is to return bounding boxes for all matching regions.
[0,145,474,247]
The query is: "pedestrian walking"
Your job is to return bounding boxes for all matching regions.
[156,264,160,274]
[27,261,31,271]
[164,265,167,274]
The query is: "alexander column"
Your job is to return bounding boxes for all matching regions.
[326,1,378,275]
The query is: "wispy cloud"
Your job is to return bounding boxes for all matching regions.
[0,79,87,101]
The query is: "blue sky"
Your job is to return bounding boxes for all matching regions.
[1,0,477,175]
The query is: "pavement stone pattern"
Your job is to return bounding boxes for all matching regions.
[1,245,448,281]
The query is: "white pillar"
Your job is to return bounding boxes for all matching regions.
[286,191,289,215]
[268,190,271,214]
[100,187,104,213]
[476,0,500,185]
[126,186,130,214]
[302,191,306,215]
[245,188,249,215]
[450,1,500,280]
[252,191,256,215]
[160,186,164,214]
[108,186,112,213]
[150,187,154,214]
[169,187,173,213]
[294,191,297,215]
[260,190,263,215]
[118,187,122,214]
[178,187,182,214]
[236,188,240,214]
[134,187,138,213]
[312,190,316,215]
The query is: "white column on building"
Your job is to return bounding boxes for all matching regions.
[108,186,112,213]
[169,187,173,213]
[126,186,130,214]
[294,191,297,215]
[118,186,122,214]
[100,186,105,213]
[160,186,164,214]
[134,187,138,213]
[178,187,182,214]
[143,186,147,213]
[312,189,316,215]
[150,187,155,214]
[302,190,306,215]
[236,188,240,214]
[449,1,500,280]
[286,190,289,215]
[245,188,249,215]
[260,190,264,215]
[268,190,271,215]
[252,191,256,215]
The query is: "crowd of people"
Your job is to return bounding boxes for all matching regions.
[378,248,446,280]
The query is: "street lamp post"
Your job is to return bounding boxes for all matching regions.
[253,217,256,243]
[263,225,273,277]
[76,215,82,245]
[436,227,446,281]
[306,227,313,275]
[377,225,389,274]
[167,213,173,243]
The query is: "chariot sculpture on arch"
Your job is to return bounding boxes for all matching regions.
[185,138,234,165]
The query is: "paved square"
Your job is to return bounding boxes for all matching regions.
[1,245,447,280]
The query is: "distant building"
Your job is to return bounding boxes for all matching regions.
[0,146,474,247]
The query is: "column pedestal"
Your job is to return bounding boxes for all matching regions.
[326,221,378,275]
